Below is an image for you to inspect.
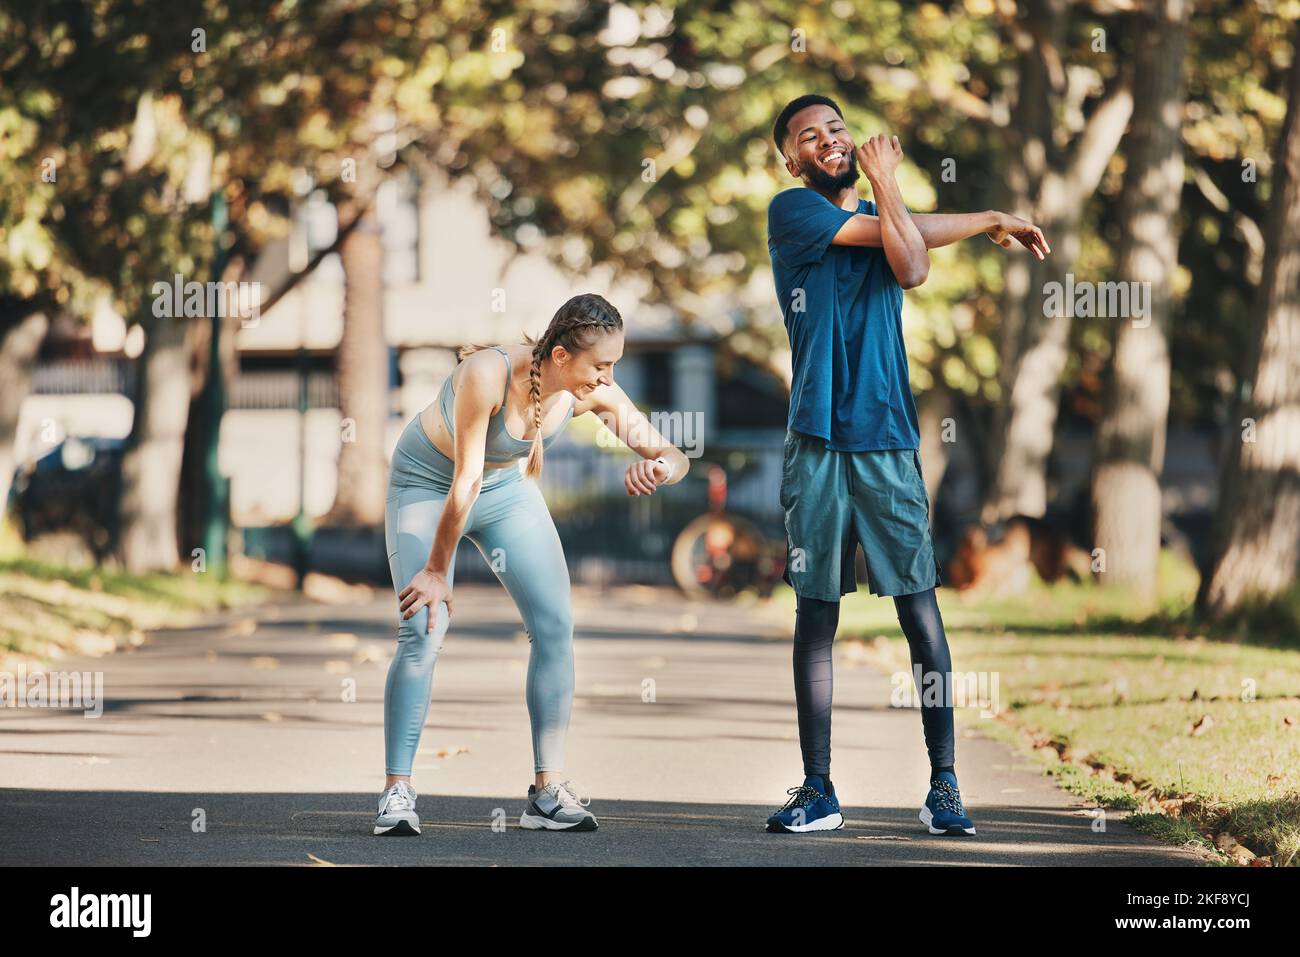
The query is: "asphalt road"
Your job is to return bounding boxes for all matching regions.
[0,584,1208,866]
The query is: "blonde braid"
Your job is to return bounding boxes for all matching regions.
[523,340,548,479]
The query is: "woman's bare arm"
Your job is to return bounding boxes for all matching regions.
[581,380,690,494]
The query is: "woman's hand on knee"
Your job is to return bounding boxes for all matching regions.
[399,568,453,630]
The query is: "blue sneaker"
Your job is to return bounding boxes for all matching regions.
[765,774,844,833]
[920,771,975,835]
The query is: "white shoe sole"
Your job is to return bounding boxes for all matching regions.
[920,805,975,836]
[768,812,845,833]
[373,816,421,836]
[519,812,598,831]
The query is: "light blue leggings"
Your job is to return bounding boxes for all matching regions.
[383,416,575,775]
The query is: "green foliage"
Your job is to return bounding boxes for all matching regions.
[0,0,1293,429]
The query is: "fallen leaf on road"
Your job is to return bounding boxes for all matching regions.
[855,835,913,841]
[226,618,258,638]
[1190,714,1214,736]
[306,853,336,866]
[434,746,470,758]
[72,631,117,657]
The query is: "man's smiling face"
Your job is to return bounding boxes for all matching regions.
[782,103,859,193]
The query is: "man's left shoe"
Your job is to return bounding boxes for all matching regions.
[920,771,976,836]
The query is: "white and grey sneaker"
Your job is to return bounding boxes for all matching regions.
[519,780,599,831]
[373,780,421,836]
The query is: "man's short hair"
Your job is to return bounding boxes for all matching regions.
[773,94,846,156]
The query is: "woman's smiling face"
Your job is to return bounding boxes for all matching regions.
[557,329,624,396]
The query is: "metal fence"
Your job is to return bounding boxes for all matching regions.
[228,371,340,409]
[32,359,341,410]
[32,358,134,395]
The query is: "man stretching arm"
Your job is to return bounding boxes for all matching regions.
[762,93,1050,838]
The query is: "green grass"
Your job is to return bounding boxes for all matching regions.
[0,553,277,662]
[772,549,1300,866]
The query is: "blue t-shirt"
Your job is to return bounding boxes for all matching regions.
[767,187,920,452]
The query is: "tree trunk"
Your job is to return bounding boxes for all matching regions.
[1197,17,1300,619]
[178,307,215,561]
[118,314,192,572]
[179,256,245,564]
[325,201,388,526]
[981,0,1057,512]
[917,381,955,513]
[981,4,1134,523]
[1089,0,1189,596]
[0,308,50,527]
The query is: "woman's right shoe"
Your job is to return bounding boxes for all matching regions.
[374,780,421,836]
[519,780,599,831]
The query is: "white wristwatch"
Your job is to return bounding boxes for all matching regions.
[653,456,675,482]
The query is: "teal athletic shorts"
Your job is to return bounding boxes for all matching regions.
[779,429,943,600]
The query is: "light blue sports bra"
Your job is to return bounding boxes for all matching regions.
[438,346,575,463]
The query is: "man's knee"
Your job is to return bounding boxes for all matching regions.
[796,595,841,637]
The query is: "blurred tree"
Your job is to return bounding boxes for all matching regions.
[1,1,431,568]
[2,0,1293,591]
[1089,0,1189,597]
[1197,13,1300,620]
[980,0,1133,523]
[326,199,389,526]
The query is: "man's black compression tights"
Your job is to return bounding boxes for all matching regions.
[792,587,955,777]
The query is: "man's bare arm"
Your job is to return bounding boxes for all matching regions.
[834,211,994,249]
[833,210,1051,259]
[858,135,929,288]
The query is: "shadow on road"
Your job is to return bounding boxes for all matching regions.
[0,789,1200,866]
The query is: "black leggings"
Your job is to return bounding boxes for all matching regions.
[793,587,955,777]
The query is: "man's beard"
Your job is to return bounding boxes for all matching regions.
[801,149,860,192]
